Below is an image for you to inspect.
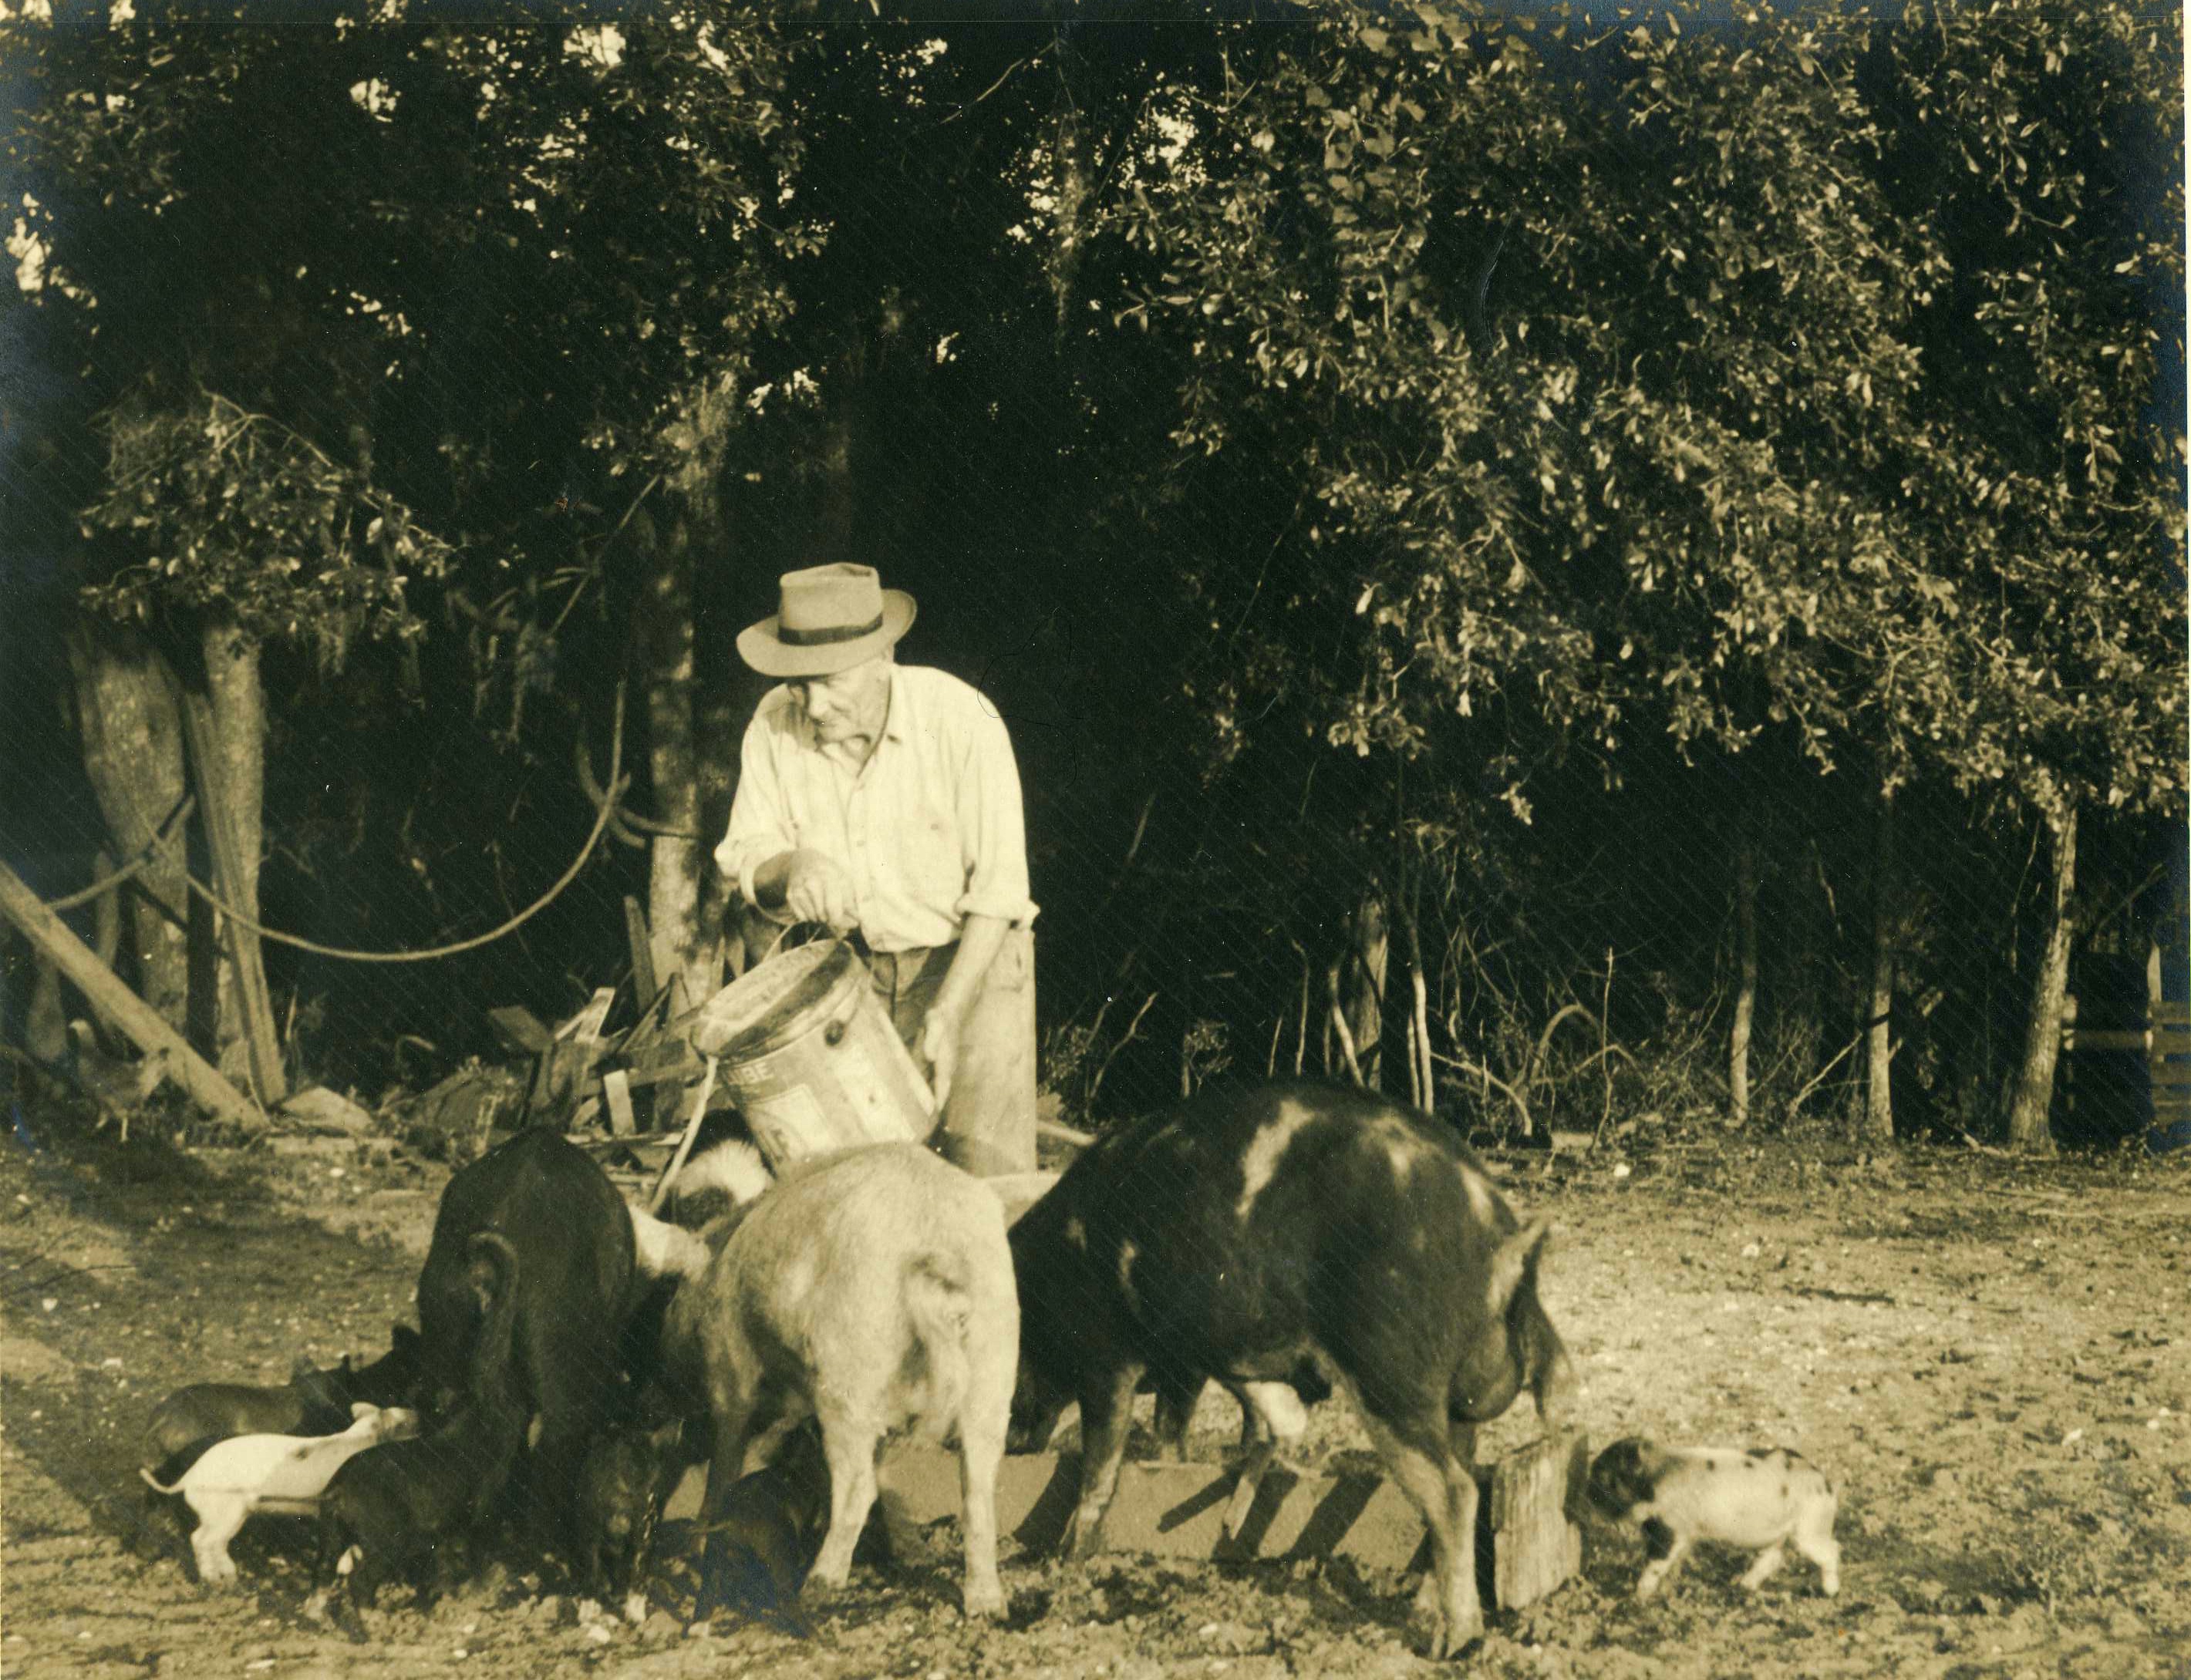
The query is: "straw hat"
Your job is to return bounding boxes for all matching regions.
[737,563,917,678]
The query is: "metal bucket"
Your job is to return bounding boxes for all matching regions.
[689,939,935,1172]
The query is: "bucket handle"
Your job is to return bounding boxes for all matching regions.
[758,918,834,968]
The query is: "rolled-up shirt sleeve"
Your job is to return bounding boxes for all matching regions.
[715,702,798,921]
[952,699,1040,928]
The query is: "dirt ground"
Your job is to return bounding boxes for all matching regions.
[4,1112,2189,1680]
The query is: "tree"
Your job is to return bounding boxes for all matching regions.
[10,2,817,1052]
[1866,0,2186,1150]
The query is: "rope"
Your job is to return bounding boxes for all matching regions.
[47,683,634,966]
[40,796,197,912]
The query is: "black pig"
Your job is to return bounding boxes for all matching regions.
[575,1419,683,1621]
[691,1419,831,1635]
[313,1235,528,1639]
[413,1129,641,1560]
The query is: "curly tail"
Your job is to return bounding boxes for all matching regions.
[139,1466,181,1496]
[901,1254,972,1443]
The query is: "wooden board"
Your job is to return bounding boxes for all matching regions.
[661,1430,1589,1611]
[178,692,287,1105]
[603,1069,637,1137]
[623,896,659,1018]
[0,859,262,1133]
[487,1006,554,1057]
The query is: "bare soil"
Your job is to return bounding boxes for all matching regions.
[5,1116,2189,1680]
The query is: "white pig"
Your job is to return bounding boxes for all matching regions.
[140,1402,420,1585]
[1584,1437,1841,1600]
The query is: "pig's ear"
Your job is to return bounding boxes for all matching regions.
[1487,1219,1553,1314]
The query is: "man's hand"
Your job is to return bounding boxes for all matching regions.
[780,850,858,932]
[919,1004,966,1114]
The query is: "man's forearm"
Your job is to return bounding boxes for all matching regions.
[932,913,1010,1022]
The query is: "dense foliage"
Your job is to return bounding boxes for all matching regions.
[3,0,2182,1146]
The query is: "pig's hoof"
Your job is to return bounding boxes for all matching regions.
[1062,1509,1105,1563]
[1414,1611,1481,1662]
[963,1581,1008,1621]
[1411,1571,1441,1621]
[804,1566,852,1601]
[1220,1483,1258,1542]
[622,1592,649,1626]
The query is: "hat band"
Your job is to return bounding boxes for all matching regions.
[779,611,885,648]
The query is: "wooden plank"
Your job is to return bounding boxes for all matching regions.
[2064,1028,2151,1052]
[603,1069,636,1137]
[565,986,619,1048]
[536,986,619,1113]
[0,859,264,1133]
[649,1057,720,1214]
[664,1433,1588,1611]
[1489,1432,1588,1612]
[487,1005,554,1057]
[575,1055,706,1102]
[177,692,288,1105]
[622,896,659,1019]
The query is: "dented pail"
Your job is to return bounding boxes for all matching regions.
[688,940,935,1171]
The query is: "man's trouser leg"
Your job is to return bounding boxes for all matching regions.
[868,930,1037,1178]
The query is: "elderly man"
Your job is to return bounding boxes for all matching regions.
[715,562,1038,1178]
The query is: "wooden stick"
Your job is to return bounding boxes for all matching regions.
[178,692,288,1106]
[1428,1049,1532,1137]
[0,858,263,1132]
[647,1055,719,1214]
[1329,1000,1366,1088]
[1037,1116,1094,1150]
[1411,961,1434,1111]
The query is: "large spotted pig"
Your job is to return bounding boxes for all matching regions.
[1010,1079,1574,1659]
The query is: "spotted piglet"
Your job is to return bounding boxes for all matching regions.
[1585,1438,1841,1600]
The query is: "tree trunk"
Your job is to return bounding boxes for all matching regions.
[644,378,734,1010]
[62,620,190,1032]
[1859,781,1896,1144]
[639,512,715,1012]
[1049,75,1089,341]
[2004,806,2075,1154]
[1398,896,1434,1112]
[1342,894,1387,1091]
[197,617,285,1101]
[1730,835,1759,1126]
[697,670,743,980]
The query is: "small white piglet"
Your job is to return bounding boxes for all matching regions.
[1584,1437,1841,1600]
[140,1401,420,1585]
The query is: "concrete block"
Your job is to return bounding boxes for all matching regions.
[662,1429,1587,1611]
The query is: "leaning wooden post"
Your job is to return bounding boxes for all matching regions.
[178,691,288,1106]
[0,859,265,1133]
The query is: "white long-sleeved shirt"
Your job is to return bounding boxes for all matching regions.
[715,664,1039,953]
